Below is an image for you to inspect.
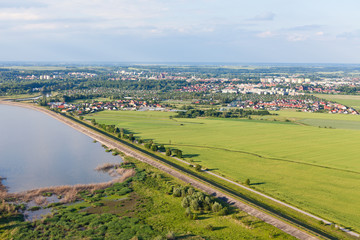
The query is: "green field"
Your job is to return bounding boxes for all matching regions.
[88,110,360,231]
[315,94,360,110]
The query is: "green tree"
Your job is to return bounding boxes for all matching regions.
[195,164,202,172]
[212,202,222,212]
[166,148,172,156]
[245,178,250,185]
[129,134,135,142]
[159,144,165,152]
[176,150,182,158]
[181,197,190,208]
[190,199,200,211]
[151,144,158,152]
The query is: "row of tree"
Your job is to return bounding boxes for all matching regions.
[175,108,271,118]
[90,118,183,158]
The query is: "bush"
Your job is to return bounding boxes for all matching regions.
[245,179,250,185]
[166,231,175,240]
[151,145,158,152]
[159,144,165,152]
[195,164,202,171]
[181,197,190,208]
[212,202,222,212]
[172,188,181,197]
[176,150,182,158]
[166,148,172,156]
[205,224,214,231]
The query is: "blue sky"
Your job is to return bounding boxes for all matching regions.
[1,0,360,63]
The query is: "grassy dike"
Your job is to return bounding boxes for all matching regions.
[54,110,357,240]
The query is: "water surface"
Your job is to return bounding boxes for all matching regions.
[0,104,121,193]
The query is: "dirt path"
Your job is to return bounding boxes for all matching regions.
[0,101,321,240]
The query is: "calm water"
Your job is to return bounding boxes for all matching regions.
[0,104,122,193]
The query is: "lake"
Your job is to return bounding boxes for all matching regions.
[0,104,122,193]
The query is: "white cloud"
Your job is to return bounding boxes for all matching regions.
[287,33,307,42]
[0,12,39,20]
[257,31,275,38]
[249,12,275,21]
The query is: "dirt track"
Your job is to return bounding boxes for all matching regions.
[0,101,318,240]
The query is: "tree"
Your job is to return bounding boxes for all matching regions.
[151,144,158,152]
[190,199,200,211]
[120,128,124,138]
[212,202,222,212]
[195,164,202,172]
[245,178,250,185]
[181,197,190,208]
[176,150,182,158]
[91,119,96,125]
[159,144,165,152]
[173,188,181,197]
[166,148,172,156]
[79,116,84,120]
[129,134,135,142]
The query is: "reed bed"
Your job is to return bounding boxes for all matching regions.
[0,168,136,204]
[0,177,7,193]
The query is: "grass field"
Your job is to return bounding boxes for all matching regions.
[315,94,360,110]
[87,110,360,231]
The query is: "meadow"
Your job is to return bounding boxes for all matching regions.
[88,110,360,231]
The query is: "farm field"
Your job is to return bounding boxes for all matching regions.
[315,94,360,110]
[264,110,360,130]
[87,110,360,231]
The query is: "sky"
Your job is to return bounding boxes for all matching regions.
[1,0,360,63]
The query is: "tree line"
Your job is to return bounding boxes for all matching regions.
[175,108,271,118]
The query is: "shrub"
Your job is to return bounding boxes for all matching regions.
[166,148,172,156]
[151,145,158,152]
[212,202,222,212]
[159,144,166,152]
[166,231,175,240]
[172,188,181,197]
[205,224,214,231]
[190,199,200,211]
[181,197,190,208]
[195,164,202,171]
